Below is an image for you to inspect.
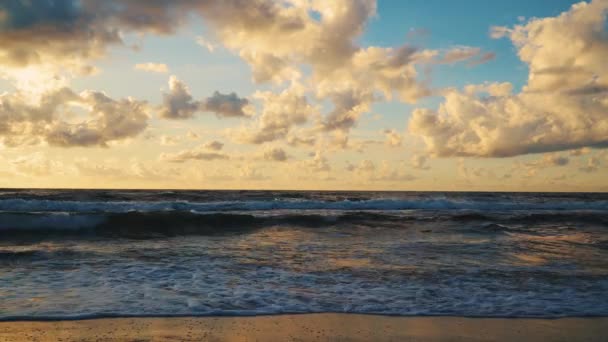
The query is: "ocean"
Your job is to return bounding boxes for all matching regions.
[1,189,607,320]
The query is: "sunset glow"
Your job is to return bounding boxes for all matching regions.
[0,0,607,191]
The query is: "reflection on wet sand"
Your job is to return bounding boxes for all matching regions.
[1,314,608,342]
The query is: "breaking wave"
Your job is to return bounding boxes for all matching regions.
[1,197,608,213]
[1,209,607,238]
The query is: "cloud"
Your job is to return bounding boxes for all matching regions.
[159,146,229,163]
[239,165,269,181]
[0,0,211,70]
[286,132,317,147]
[160,135,180,146]
[346,159,416,182]
[516,153,571,177]
[373,161,416,182]
[232,84,316,144]
[204,91,250,118]
[304,151,331,172]
[201,0,440,141]
[579,156,601,173]
[261,146,288,162]
[46,91,149,147]
[0,1,114,69]
[160,76,250,120]
[439,46,481,64]
[204,140,224,151]
[186,131,200,140]
[541,154,570,167]
[435,46,495,66]
[468,52,496,66]
[71,158,178,182]
[384,129,403,147]
[0,87,149,148]
[410,0,608,157]
[354,159,376,172]
[135,63,169,73]
[9,152,73,177]
[159,76,200,120]
[411,154,430,170]
[196,36,215,52]
[463,82,513,97]
[2,0,459,149]
[569,147,591,156]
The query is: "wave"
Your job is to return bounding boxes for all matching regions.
[1,197,608,214]
[1,210,607,238]
[0,211,400,238]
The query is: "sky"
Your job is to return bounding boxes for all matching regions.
[0,0,607,191]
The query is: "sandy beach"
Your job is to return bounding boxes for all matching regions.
[1,314,607,341]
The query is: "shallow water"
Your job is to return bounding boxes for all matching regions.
[1,190,607,319]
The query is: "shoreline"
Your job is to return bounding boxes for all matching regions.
[1,314,607,341]
[1,312,607,322]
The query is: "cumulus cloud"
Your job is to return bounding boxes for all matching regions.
[384,129,403,147]
[527,154,571,170]
[159,146,229,163]
[0,87,148,148]
[286,132,317,147]
[135,63,169,73]
[514,153,572,177]
[160,135,180,146]
[411,154,430,170]
[232,84,316,144]
[0,0,212,70]
[159,76,200,120]
[261,146,288,162]
[2,0,462,148]
[204,91,250,118]
[204,140,224,151]
[160,76,250,120]
[305,151,331,172]
[202,0,441,141]
[410,0,608,157]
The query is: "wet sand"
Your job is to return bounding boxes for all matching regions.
[1,314,607,341]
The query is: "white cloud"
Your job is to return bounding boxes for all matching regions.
[0,87,149,148]
[410,0,608,157]
[231,84,316,144]
[196,36,216,52]
[384,129,403,147]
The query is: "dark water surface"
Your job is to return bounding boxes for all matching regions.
[1,189,607,319]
